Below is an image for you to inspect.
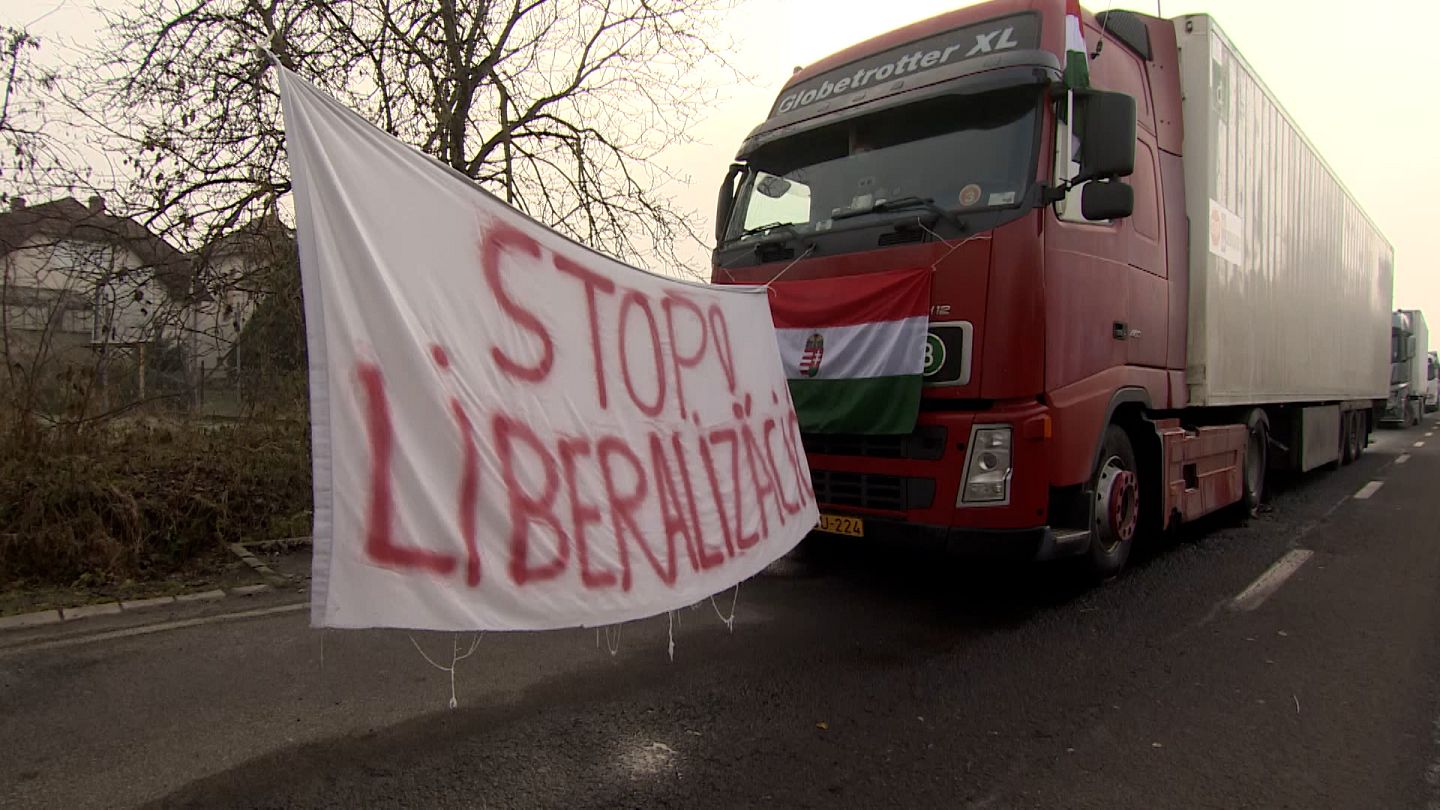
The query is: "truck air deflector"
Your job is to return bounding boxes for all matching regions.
[740,62,1059,156]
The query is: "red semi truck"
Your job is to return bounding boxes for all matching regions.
[712,0,1393,577]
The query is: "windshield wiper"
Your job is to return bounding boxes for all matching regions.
[832,196,957,224]
[739,222,799,238]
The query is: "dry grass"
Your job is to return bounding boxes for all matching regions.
[0,414,311,587]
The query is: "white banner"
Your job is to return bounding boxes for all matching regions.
[277,67,817,630]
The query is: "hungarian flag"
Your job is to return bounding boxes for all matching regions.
[1064,0,1090,90]
[768,268,930,435]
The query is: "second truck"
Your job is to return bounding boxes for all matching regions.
[713,0,1394,577]
[1383,309,1430,427]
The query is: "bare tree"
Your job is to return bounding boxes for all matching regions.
[1,24,86,200]
[83,0,739,274]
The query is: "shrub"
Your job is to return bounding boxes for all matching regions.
[0,416,311,586]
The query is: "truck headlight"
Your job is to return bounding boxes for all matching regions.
[961,426,1012,504]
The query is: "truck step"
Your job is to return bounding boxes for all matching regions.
[1051,528,1091,552]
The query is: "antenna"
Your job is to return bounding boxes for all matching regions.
[1092,0,1114,60]
[1157,1,1163,17]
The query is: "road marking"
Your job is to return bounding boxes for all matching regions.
[1428,432,1435,438]
[1230,549,1314,612]
[0,602,306,657]
[1353,481,1384,499]
[1397,453,1411,465]
[1416,441,1427,448]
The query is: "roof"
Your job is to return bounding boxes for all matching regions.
[0,197,195,300]
[203,211,295,261]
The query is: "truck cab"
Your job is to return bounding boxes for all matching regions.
[1384,310,1427,427]
[1427,351,1438,413]
[712,2,1174,567]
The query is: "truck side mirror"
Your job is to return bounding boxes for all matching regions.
[1408,335,1418,358]
[1076,91,1136,182]
[1081,179,1134,221]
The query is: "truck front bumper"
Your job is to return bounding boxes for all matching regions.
[810,515,1090,562]
[802,401,1067,558]
[1382,399,1408,424]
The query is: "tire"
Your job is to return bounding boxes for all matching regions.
[1356,413,1369,457]
[1237,409,1269,518]
[1087,425,1140,580]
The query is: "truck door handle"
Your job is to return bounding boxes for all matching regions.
[1113,322,1128,340]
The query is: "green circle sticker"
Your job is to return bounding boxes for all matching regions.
[923,333,946,377]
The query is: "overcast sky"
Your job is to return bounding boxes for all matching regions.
[14,0,1439,347]
[662,0,1440,350]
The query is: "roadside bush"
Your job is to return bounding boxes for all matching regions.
[0,417,311,586]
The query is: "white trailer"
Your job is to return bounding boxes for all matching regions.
[1175,15,1393,408]
[1174,15,1392,469]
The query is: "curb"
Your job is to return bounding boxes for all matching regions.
[0,582,282,632]
[228,543,290,585]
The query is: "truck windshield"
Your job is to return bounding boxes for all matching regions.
[722,86,1040,244]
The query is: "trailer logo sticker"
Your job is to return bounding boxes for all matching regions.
[1208,199,1245,266]
[800,332,826,378]
[770,13,1038,119]
[959,184,983,207]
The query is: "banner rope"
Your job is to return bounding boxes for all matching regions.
[408,633,484,709]
[709,582,741,632]
[762,245,816,293]
[916,218,983,273]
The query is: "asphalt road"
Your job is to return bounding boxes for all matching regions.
[4,421,1440,809]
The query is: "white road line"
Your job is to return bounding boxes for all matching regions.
[1230,549,1314,613]
[1416,441,1427,448]
[1428,432,1435,438]
[1397,453,1411,465]
[1354,481,1384,500]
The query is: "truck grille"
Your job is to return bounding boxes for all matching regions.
[801,425,947,461]
[811,470,935,511]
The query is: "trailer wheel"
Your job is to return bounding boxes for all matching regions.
[1238,410,1269,518]
[1088,425,1139,580]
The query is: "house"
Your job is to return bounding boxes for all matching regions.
[186,212,295,381]
[1,195,299,413]
[0,195,196,408]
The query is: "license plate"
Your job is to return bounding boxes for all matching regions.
[816,514,864,537]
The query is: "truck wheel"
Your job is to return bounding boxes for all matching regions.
[1238,410,1269,518]
[1088,425,1140,580]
